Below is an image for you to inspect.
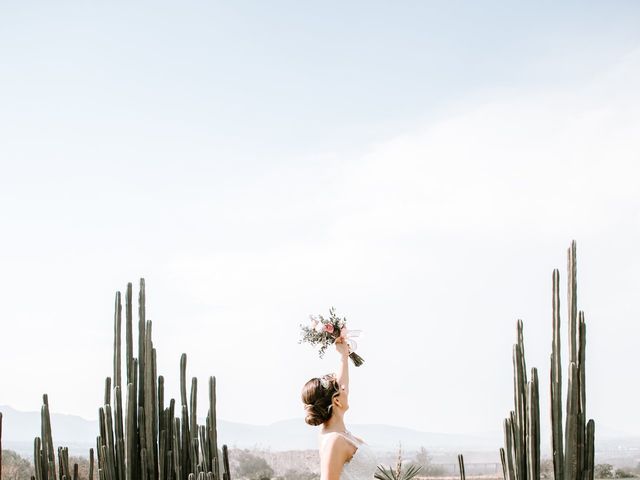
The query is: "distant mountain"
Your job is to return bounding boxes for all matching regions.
[0,405,498,456]
[2,405,638,459]
[1,405,102,457]
[226,418,500,451]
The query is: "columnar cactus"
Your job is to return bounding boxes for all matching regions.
[457,454,466,480]
[31,279,231,480]
[96,279,229,480]
[500,242,595,480]
[1,411,3,480]
[501,320,537,480]
[557,243,594,480]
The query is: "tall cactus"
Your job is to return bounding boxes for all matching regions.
[500,242,595,480]
[458,454,466,480]
[559,243,594,480]
[551,270,563,480]
[31,279,231,480]
[501,320,537,480]
[1,411,3,480]
[32,394,95,480]
[96,279,228,480]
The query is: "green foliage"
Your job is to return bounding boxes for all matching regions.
[412,446,445,477]
[375,464,422,480]
[233,450,275,480]
[279,469,319,480]
[375,444,422,480]
[2,449,35,480]
[298,307,346,359]
[540,458,554,479]
[299,307,365,366]
[595,464,614,478]
[1,448,88,480]
[615,469,637,478]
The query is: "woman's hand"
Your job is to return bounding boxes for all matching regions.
[335,337,350,357]
[335,337,349,397]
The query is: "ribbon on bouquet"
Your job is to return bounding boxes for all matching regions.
[339,327,361,353]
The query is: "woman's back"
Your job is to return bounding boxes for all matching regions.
[320,431,377,480]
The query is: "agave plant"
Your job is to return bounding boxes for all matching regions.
[375,464,422,480]
[375,444,422,480]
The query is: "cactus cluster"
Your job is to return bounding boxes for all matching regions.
[500,242,595,480]
[28,279,230,480]
[31,394,94,480]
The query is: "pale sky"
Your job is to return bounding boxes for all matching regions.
[1,1,640,443]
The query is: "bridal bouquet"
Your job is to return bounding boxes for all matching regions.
[299,307,364,367]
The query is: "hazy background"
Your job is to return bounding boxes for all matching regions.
[1,0,639,450]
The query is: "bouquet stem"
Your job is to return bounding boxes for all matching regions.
[349,351,364,367]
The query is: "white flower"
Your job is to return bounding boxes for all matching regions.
[314,321,325,333]
[309,315,319,328]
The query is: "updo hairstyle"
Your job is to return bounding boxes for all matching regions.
[301,374,340,426]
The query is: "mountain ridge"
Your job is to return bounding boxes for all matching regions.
[2,405,638,459]
[0,404,499,453]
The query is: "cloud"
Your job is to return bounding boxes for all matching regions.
[155,49,640,435]
[2,47,639,438]
[330,50,640,241]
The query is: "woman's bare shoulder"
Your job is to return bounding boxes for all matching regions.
[320,432,356,453]
[318,433,356,480]
[320,431,347,445]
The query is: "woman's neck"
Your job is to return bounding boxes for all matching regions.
[322,412,346,433]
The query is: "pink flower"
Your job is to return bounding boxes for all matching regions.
[324,323,334,334]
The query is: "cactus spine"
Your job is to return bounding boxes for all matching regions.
[500,242,595,480]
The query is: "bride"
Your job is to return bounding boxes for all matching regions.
[301,337,377,480]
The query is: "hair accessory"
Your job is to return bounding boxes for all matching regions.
[319,373,336,390]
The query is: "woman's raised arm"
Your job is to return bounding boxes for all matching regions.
[335,337,349,395]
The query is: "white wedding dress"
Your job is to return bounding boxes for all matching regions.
[320,430,378,480]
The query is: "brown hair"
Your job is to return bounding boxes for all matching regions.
[301,374,340,426]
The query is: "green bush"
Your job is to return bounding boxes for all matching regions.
[595,464,614,479]
[2,449,35,480]
[280,468,320,480]
[412,446,445,477]
[233,450,275,480]
[615,469,637,478]
[540,459,554,479]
